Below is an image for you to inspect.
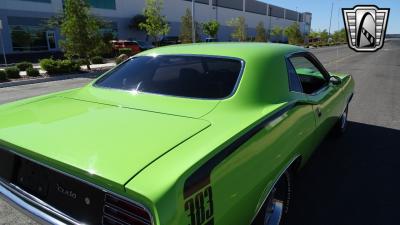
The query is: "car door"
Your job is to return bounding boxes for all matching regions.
[287,52,342,138]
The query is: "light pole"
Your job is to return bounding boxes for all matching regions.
[282,9,286,42]
[268,4,272,40]
[0,20,7,66]
[191,0,196,43]
[328,2,334,37]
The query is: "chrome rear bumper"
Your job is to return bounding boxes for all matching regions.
[0,179,81,225]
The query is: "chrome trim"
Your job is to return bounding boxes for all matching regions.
[249,155,301,224]
[0,145,155,225]
[0,179,81,225]
[91,54,246,101]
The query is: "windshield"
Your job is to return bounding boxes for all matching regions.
[94,55,243,99]
[136,41,151,47]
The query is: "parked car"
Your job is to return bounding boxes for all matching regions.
[0,43,354,225]
[111,40,141,55]
[205,38,219,42]
[159,36,181,46]
[135,40,155,51]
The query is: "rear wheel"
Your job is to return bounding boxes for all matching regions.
[254,171,292,225]
[335,105,349,135]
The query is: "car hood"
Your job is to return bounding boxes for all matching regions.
[0,96,210,187]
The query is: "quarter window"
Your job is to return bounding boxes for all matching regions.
[286,59,303,93]
[288,56,328,94]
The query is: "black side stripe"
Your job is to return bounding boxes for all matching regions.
[183,102,298,198]
[348,93,354,103]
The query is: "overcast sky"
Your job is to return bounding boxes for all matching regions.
[261,0,399,34]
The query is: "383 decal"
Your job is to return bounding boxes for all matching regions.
[184,185,214,225]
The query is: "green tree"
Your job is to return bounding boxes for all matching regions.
[227,16,247,41]
[271,26,283,42]
[59,0,104,70]
[139,0,170,46]
[333,28,347,43]
[255,22,267,42]
[306,30,321,46]
[202,20,219,38]
[308,30,320,39]
[284,22,303,45]
[179,8,200,43]
[320,29,329,43]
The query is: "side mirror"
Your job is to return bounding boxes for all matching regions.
[329,75,342,85]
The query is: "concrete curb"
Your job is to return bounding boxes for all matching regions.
[0,71,106,88]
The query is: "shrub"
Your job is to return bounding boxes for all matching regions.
[118,48,132,56]
[58,60,80,73]
[116,54,129,65]
[26,68,40,77]
[40,58,80,75]
[0,70,7,81]
[16,61,33,71]
[71,61,81,72]
[58,60,72,73]
[40,58,58,74]
[76,58,90,66]
[5,67,20,79]
[91,56,104,64]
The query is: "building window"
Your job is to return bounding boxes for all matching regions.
[89,0,116,9]
[8,17,50,52]
[100,22,118,41]
[183,0,209,5]
[18,0,51,3]
[212,0,243,11]
[10,25,48,52]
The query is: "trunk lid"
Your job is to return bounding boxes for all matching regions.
[0,96,210,186]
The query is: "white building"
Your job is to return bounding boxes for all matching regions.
[0,0,312,62]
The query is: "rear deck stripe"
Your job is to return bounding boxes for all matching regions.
[183,102,297,198]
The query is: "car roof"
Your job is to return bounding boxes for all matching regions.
[137,43,305,61]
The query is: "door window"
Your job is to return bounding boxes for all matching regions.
[288,56,328,94]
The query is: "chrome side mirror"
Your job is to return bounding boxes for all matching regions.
[330,75,342,85]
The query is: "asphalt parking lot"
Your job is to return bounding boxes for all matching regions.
[1,40,400,224]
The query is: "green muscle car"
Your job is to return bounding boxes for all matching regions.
[0,43,354,225]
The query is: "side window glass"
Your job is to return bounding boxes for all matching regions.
[289,56,328,94]
[286,59,303,93]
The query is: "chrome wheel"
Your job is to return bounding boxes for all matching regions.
[340,107,348,131]
[264,188,284,225]
[260,172,291,225]
[334,105,349,136]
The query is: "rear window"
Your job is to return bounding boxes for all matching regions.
[94,55,243,99]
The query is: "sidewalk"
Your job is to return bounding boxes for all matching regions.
[0,62,115,88]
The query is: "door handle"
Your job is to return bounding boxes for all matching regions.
[316,107,322,117]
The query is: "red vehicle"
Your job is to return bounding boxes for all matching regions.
[111,40,141,55]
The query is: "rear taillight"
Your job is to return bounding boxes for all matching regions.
[102,194,152,225]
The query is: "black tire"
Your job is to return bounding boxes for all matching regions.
[253,171,292,225]
[334,105,349,135]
